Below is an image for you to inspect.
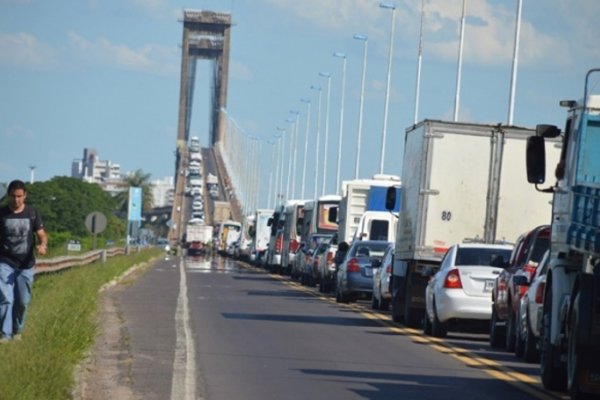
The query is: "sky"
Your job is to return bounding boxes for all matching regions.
[2,0,600,209]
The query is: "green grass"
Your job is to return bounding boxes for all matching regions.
[0,247,162,400]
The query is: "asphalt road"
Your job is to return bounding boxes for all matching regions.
[114,254,569,400]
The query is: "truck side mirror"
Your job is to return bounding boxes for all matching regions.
[328,206,338,222]
[536,124,561,138]
[526,136,546,184]
[385,186,396,211]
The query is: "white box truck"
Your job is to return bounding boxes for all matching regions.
[335,175,401,244]
[386,119,561,326]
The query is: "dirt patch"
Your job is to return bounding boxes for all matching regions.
[72,261,154,400]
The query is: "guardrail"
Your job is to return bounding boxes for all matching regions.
[34,246,141,275]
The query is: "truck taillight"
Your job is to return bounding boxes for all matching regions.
[347,258,361,272]
[444,269,463,289]
[290,239,299,253]
[275,234,283,253]
[535,282,546,304]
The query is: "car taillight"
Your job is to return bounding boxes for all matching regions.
[275,234,283,253]
[385,264,392,274]
[290,239,299,253]
[535,282,545,304]
[347,258,361,272]
[443,268,463,289]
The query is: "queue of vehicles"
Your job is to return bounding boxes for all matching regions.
[203,70,600,399]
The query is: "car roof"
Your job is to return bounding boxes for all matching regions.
[456,243,513,250]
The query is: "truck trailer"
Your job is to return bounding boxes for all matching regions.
[386,119,561,327]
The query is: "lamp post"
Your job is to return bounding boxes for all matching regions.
[289,110,300,199]
[285,117,295,200]
[300,98,311,199]
[319,71,332,196]
[333,52,347,193]
[379,2,396,174]
[310,85,322,199]
[454,0,466,122]
[353,34,368,179]
[272,132,282,207]
[276,126,286,203]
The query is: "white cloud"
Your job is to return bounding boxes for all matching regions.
[67,31,179,75]
[3,123,34,140]
[0,32,59,69]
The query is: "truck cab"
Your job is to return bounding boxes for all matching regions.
[525,69,600,398]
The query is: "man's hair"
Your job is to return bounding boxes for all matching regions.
[8,180,27,193]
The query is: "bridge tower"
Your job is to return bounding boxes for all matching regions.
[170,10,233,245]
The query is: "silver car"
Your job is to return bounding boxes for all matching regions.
[371,243,394,310]
[336,240,390,303]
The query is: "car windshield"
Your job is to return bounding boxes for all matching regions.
[455,248,512,267]
[350,242,390,258]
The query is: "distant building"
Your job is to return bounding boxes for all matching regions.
[151,176,174,208]
[71,148,126,196]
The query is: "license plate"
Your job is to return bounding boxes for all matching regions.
[484,280,494,292]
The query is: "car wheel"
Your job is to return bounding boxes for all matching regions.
[431,300,447,338]
[423,310,433,335]
[371,293,380,310]
[514,309,525,358]
[505,306,516,352]
[380,298,390,311]
[523,311,539,363]
[489,306,506,348]
[540,281,567,391]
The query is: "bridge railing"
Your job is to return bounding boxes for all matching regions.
[33,246,145,275]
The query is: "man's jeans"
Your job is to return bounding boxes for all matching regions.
[0,263,34,339]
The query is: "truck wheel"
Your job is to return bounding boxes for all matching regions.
[540,282,567,391]
[489,307,506,348]
[391,293,403,323]
[567,289,598,399]
[505,307,516,352]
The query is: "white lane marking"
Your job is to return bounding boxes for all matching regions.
[170,258,199,400]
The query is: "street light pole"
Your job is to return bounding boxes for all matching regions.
[333,52,347,194]
[285,117,295,200]
[310,85,322,199]
[290,110,300,199]
[300,98,311,199]
[319,71,332,196]
[353,34,368,179]
[276,126,286,203]
[379,2,396,174]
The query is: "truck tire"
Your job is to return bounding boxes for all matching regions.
[391,292,403,323]
[489,306,506,348]
[540,281,567,391]
[567,280,599,400]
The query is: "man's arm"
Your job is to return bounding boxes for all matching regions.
[36,228,48,256]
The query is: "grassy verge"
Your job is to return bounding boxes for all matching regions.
[0,247,162,400]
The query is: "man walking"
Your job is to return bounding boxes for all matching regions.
[0,180,48,342]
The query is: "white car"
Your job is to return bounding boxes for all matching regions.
[192,201,203,211]
[424,243,513,338]
[371,243,394,310]
[515,250,549,362]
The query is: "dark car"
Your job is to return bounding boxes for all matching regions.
[335,240,390,303]
[490,224,550,351]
